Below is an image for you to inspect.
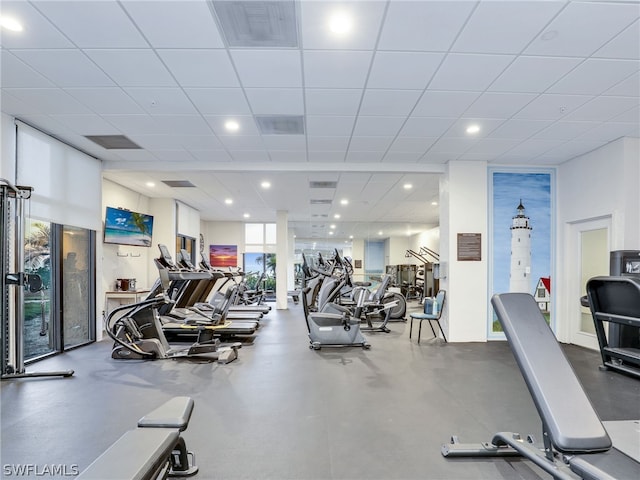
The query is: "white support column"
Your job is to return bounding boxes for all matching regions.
[276,210,289,309]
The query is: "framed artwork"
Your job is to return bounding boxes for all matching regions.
[489,170,554,336]
[210,244,237,268]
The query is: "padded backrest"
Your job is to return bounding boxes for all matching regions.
[491,293,611,453]
[435,290,446,312]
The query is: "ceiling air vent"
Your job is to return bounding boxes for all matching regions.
[162,180,196,188]
[311,214,329,218]
[213,1,298,48]
[309,181,337,189]
[310,199,332,205]
[255,115,304,135]
[85,135,141,149]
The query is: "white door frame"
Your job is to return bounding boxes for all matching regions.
[567,216,611,350]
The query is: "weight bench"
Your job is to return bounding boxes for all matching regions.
[442,293,640,480]
[78,396,198,479]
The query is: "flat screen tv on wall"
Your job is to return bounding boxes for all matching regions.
[104,206,154,247]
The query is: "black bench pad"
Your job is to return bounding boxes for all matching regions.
[138,396,194,431]
[77,428,179,480]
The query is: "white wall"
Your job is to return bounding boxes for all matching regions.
[556,137,640,343]
[201,221,245,267]
[439,161,489,342]
[1,113,16,181]
[387,236,411,265]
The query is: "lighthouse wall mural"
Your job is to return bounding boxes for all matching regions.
[490,170,554,335]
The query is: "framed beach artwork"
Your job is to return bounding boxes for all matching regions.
[210,244,238,268]
[489,170,554,337]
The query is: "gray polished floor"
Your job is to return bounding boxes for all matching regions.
[2,301,639,479]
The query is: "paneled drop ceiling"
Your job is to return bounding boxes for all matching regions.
[1,0,638,241]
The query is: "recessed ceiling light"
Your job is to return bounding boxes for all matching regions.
[466,124,480,134]
[243,213,250,218]
[378,231,383,236]
[340,199,349,205]
[403,183,413,190]
[261,181,271,189]
[225,120,239,132]
[224,198,233,205]
[328,11,352,35]
[431,201,439,206]
[329,231,335,236]
[0,16,23,32]
[349,235,353,239]
[334,214,341,219]
[330,224,336,229]
[145,181,155,188]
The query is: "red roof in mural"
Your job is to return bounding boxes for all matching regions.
[540,277,551,293]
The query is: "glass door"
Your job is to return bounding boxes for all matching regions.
[24,220,55,360]
[61,225,95,349]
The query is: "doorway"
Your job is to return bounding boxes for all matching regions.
[568,217,610,350]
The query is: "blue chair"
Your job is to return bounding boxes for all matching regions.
[409,290,447,343]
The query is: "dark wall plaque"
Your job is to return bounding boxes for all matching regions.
[354,259,362,269]
[457,233,481,261]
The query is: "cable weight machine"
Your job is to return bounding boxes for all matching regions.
[1,179,73,379]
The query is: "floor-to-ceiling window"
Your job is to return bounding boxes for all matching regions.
[244,223,276,295]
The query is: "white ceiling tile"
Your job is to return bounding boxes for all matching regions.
[488,119,554,139]
[268,151,308,162]
[368,52,444,90]
[399,117,456,138]
[306,116,355,136]
[464,93,538,119]
[64,88,146,115]
[11,49,115,87]
[378,1,475,51]
[443,118,505,138]
[359,90,422,116]
[1,51,54,88]
[157,50,239,88]
[205,115,260,136]
[388,137,438,153]
[245,88,304,115]
[543,140,606,160]
[16,114,75,138]
[33,0,148,48]
[412,91,480,117]
[85,50,176,87]
[452,1,564,54]
[184,88,251,115]
[218,136,264,151]
[231,50,302,88]
[503,138,566,157]
[1,91,47,115]
[262,135,307,151]
[0,1,75,48]
[576,122,637,142]
[548,59,639,95]
[382,151,423,163]
[109,150,158,162]
[179,136,223,150]
[150,149,196,162]
[122,0,224,48]
[430,54,515,91]
[464,138,522,157]
[305,89,362,116]
[229,150,270,162]
[594,19,640,60]
[427,137,478,155]
[124,88,198,115]
[103,114,160,135]
[348,136,394,151]
[152,115,212,135]
[610,105,640,123]
[307,151,346,162]
[352,116,405,136]
[190,150,232,162]
[563,96,639,122]
[604,72,640,97]
[49,114,121,135]
[345,151,384,162]
[304,51,372,89]
[307,136,350,151]
[513,94,593,120]
[524,1,640,57]
[4,88,92,114]
[300,1,386,50]
[489,56,583,93]
[531,121,601,140]
[127,134,183,150]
